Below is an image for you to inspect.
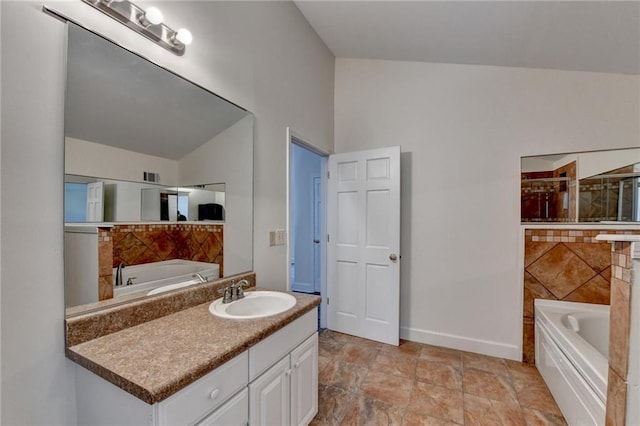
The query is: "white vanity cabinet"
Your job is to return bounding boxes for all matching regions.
[249,355,292,425]
[197,388,249,425]
[248,310,318,426]
[73,308,318,426]
[75,351,249,426]
[290,334,319,426]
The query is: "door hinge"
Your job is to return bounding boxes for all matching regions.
[327,234,330,243]
[327,297,330,305]
[327,171,330,179]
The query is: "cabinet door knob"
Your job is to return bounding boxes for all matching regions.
[284,369,292,377]
[389,253,398,261]
[209,388,220,400]
[294,361,301,369]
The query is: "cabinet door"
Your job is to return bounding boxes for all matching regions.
[198,388,248,426]
[249,356,291,426]
[290,333,318,426]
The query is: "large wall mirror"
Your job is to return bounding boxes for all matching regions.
[64,23,253,315]
[521,148,640,223]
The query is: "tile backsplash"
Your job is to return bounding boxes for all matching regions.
[96,223,223,300]
[522,228,638,363]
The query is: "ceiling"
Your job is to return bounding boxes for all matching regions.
[294,1,640,75]
[65,24,248,160]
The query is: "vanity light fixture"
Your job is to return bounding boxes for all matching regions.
[81,0,192,55]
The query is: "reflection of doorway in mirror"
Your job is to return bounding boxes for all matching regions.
[174,193,189,221]
[86,182,104,222]
[65,182,88,222]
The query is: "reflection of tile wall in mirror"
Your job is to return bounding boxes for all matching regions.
[109,224,223,271]
[90,224,223,305]
[521,148,640,223]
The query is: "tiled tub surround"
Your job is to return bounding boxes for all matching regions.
[110,223,224,269]
[593,235,638,426]
[66,282,321,404]
[97,223,223,301]
[522,229,640,363]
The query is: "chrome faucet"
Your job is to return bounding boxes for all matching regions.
[192,272,208,283]
[115,262,125,287]
[217,286,233,304]
[230,279,250,300]
[216,280,251,304]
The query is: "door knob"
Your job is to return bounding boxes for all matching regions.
[389,253,398,261]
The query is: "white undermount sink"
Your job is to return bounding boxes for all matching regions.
[209,291,297,319]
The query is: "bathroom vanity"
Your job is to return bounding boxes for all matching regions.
[67,281,320,425]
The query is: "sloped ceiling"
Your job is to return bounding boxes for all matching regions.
[295,1,640,74]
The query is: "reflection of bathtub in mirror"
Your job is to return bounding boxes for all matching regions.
[113,260,219,298]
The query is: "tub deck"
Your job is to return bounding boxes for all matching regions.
[535,299,609,425]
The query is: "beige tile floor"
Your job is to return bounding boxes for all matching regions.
[312,330,567,426]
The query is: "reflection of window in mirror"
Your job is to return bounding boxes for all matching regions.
[64,182,88,222]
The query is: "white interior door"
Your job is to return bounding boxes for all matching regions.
[327,146,401,345]
[85,181,104,222]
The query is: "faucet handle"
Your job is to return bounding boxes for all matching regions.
[217,287,232,304]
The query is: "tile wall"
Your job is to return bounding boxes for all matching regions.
[96,223,224,301]
[605,241,632,425]
[522,229,638,363]
[98,228,113,301]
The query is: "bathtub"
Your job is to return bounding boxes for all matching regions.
[535,299,609,426]
[113,259,220,297]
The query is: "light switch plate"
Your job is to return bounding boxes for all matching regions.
[275,229,286,245]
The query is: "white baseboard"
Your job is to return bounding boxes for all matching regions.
[400,326,521,361]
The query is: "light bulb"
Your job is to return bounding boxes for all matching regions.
[175,28,193,45]
[144,7,163,25]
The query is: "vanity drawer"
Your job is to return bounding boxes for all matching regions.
[156,351,248,426]
[249,309,316,381]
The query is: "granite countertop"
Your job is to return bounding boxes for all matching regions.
[66,289,320,404]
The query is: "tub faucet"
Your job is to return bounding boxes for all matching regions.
[115,262,125,287]
[192,273,208,283]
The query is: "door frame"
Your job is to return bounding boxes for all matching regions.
[286,127,330,329]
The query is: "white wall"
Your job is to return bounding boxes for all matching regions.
[335,58,640,359]
[65,137,179,186]
[179,115,254,277]
[1,1,333,424]
[0,2,4,421]
[1,3,77,424]
[577,148,640,179]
